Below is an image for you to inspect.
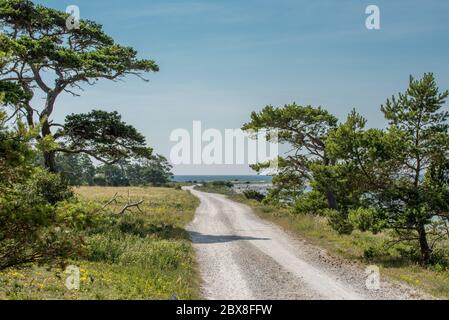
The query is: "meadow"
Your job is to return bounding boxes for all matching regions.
[0,187,200,300]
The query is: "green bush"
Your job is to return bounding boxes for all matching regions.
[243,190,265,202]
[363,244,387,259]
[29,169,73,205]
[211,181,233,188]
[348,207,384,233]
[294,190,328,215]
[0,119,87,270]
[325,209,354,235]
[0,184,84,270]
[55,200,105,231]
[429,248,449,270]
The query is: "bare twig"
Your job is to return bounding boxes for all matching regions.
[118,199,144,214]
[99,191,144,214]
[101,192,120,210]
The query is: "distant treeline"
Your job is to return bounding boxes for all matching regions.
[55,153,173,187]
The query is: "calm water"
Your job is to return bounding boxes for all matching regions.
[172,175,272,183]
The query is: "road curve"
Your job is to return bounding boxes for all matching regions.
[185,187,428,300]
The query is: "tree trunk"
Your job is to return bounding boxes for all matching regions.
[325,188,338,210]
[43,150,57,173]
[322,155,338,210]
[417,223,431,264]
[42,119,57,173]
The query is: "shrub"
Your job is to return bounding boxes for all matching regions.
[210,181,233,188]
[0,184,84,270]
[294,190,328,215]
[429,248,449,270]
[243,190,265,202]
[0,144,86,269]
[325,209,354,235]
[55,200,104,231]
[348,207,384,233]
[28,169,74,205]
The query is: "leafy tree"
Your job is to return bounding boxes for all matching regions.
[1,43,91,270]
[252,156,306,204]
[0,0,158,172]
[242,103,339,208]
[324,110,404,233]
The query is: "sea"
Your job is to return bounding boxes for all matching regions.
[172,175,272,183]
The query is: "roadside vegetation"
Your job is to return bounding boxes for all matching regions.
[0,187,200,300]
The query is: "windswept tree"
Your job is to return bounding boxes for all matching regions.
[242,103,339,208]
[0,0,158,171]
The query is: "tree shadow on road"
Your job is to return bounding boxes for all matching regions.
[189,231,270,244]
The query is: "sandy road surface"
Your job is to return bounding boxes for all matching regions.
[185,187,430,300]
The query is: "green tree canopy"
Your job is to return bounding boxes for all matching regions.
[242,103,339,208]
[0,0,158,171]
[56,110,153,164]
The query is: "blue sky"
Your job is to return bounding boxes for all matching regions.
[35,0,449,174]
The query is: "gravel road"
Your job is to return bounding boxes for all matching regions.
[185,187,431,300]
